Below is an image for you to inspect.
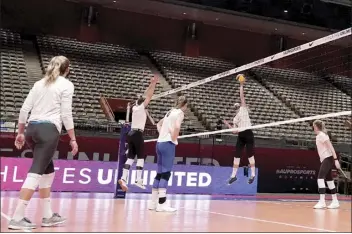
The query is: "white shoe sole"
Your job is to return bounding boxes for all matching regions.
[327,205,340,209]
[41,219,67,227]
[8,225,36,230]
[118,179,128,192]
[134,183,146,190]
[314,206,326,209]
[156,208,177,212]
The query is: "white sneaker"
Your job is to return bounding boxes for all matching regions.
[156,203,177,213]
[148,201,157,210]
[118,179,128,192]
[327,200,340,209]
[134,179,146,190]
[314,200,327,209]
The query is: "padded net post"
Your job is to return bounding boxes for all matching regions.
[114,123,131,199]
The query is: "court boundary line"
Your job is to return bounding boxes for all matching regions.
[184,207,337,232]
[1,211,32,232]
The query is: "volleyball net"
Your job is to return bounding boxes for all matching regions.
[144,27,351,143]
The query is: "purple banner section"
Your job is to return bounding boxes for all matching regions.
[0,157,258,195]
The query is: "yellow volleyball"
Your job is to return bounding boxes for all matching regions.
[236,74,246,83]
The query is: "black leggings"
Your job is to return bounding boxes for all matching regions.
[126,130,144,159]
[235,130,255,158]
[25,122,60,175]
[318,156,334,181]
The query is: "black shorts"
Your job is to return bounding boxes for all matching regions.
[235,129,255,158]
[126,130,144,159]
[318,156,334,181]
[25,122,60,175]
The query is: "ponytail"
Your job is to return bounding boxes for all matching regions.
[175,96,187,109]
[313,120,328,134]
[44,56,70,86]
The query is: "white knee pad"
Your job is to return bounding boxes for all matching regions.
[248,156,255,165]
[233,158,240,166]
[39,173,55,189]
[22,173,41,190]
[136,159,144,168]
[326,181,335,190]
[125,158,134,166]
[317,179,326,188]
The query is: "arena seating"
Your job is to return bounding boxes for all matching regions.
[252,66,351,143]
[0,29,30,120]
[1,29,350,143]
[328,75,352,96]
[36,35,200,131]
[150,50,314,140]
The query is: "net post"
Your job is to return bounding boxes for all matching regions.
[114,123,131,199]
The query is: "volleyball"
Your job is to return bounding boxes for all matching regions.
[236,74,246,83]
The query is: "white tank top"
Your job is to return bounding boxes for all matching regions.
[158,108,184,145]
[131,103,147,130]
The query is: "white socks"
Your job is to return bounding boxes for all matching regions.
[41,198,53,219]
[231,167,238,178]
[151,189,158,202]
[12,199,28,221]
[121,158,134,181]
[136,170,143,181]
[319,194,326,201]
[248,156,256,177]
[250,166,255,177]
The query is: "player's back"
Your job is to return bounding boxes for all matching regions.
[158,108,184,144]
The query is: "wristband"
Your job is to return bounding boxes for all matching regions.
[334,158,338,161]
[70,139,76,142]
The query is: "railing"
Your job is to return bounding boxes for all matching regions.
[99,95,115,121]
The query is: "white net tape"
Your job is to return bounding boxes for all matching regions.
[151,27,351,100]
[145,27,352,142]
[144,111,351,142]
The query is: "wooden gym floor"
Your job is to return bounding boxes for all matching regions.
[1,192,351,232]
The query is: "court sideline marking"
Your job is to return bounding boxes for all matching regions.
[1,211,32,233]
[184,207,337,232]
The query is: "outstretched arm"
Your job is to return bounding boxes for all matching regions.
[143,76,159,107]
[239,83,246,107]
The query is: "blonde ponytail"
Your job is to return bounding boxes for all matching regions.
[175,96,187,108]
[313,120,327,134]
[44,56,70,86]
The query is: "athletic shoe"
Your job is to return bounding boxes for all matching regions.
[8,217,36,230]
[327,200,340,209]
[148,201,157,210]
[134,179,146,190]
[42,213,66,227]
[228,176,237,185]
[314,200,327,209]
[248,176,255,184]
[118,179,128,192]
[156,203,177,212]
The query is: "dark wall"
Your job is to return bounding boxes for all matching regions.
[199,24,272,64]
[1,0,81,38]
[98,8,187,53]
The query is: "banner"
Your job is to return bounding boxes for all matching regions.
[0,157,258,195]
[0,134,320,193]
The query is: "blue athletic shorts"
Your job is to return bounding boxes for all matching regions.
[156,141,176,173]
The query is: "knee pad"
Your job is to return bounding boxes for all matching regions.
[123,158,134,169]
[154,173,162,181]
[39,173,55,189]
[136,159,144,170]
[161,172,171,181]
[248,156,255,165]
[317,179,325,188]
[22,173,41,190]
[233,157,240,166]
[326,180,336,190]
